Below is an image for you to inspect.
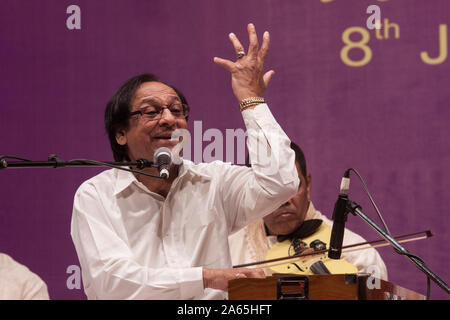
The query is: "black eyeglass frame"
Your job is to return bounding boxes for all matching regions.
[128,103,190,121]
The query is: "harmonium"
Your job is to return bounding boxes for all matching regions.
[228,274,425,300]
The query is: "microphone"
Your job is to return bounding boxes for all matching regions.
[153,147,172,179]
[328,170,350,260]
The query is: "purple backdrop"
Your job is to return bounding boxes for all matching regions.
[0,0,448,299]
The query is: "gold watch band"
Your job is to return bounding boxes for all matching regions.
[239,97,265,111]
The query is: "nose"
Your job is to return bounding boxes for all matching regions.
[280,199,292,208]
[158,107,177,126]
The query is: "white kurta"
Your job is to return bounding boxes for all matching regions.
[70,104,300,299]
[0,253,50,300]
[228,202,388,281]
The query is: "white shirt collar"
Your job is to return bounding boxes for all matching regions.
[112,159,212,196]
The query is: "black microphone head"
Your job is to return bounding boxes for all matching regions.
[153,147,172,164]
[154,147,172,179]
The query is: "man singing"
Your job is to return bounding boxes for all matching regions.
[70,24,300,299]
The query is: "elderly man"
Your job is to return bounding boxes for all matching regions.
[229,142,388,281]
[70,24,299,299]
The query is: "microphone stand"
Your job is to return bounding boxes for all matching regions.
[0,155,162,179]
[344,198,450,296]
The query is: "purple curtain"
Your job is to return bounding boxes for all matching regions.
[0,0,448,299]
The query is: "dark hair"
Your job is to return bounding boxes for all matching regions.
[104,73,188,162]
[245,141,307,178]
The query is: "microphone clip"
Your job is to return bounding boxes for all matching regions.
[135,159,154,169]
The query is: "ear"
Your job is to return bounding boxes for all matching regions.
[115,129,127,146]
[306,173,312,200]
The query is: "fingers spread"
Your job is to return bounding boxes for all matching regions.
[247,23,259,58]
[263,70,275,87]
[229,33,245,56]
[258,31,270,62]
[214,24,273,98]
[213,57,234,71]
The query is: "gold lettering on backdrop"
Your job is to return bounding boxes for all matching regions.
[421,24,448,65]
[341,27,372,67]
[375,18,400,40]
[375,27,383,40]
[384,18,400,39]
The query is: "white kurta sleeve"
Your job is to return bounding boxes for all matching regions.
[219,103,300,234]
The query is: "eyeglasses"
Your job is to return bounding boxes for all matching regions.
[129,96,189,121]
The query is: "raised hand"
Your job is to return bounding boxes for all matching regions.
[214,23,275,103]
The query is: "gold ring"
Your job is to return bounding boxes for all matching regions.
[237,51,245,59]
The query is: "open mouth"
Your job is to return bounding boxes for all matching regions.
[154,133,174,140]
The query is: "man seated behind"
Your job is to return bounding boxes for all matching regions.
[229,142,388,280]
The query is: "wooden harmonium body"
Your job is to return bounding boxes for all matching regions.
[228,274,425,300]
